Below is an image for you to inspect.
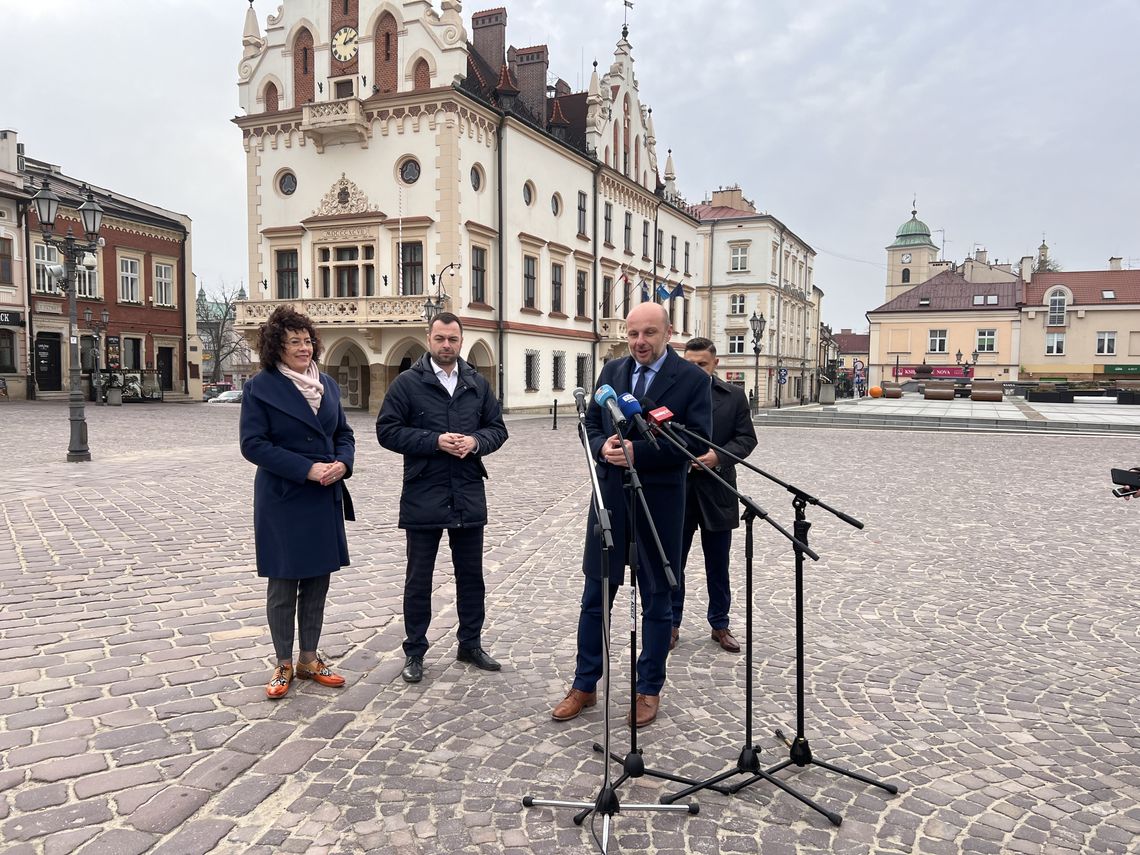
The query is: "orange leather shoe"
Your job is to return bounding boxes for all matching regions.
[296,657,346,688]
[266,663,293,699]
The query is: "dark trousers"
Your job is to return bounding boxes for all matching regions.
[671,515,733,630]
[572,558,673,697]
[403,527,485,658]
[266,575,331,661]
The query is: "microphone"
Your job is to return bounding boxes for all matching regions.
[645,403,675,428]
[617,393,659,450]
[572,386,588,416]
[594,384,629,429]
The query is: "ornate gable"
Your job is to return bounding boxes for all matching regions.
[314,173,375,217]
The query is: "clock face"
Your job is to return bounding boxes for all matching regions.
[901,253,912,263]
[332,26,358,62]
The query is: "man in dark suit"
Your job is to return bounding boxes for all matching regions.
[552,302,711,727]
[671,337,758,653]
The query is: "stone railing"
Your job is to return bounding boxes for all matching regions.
[598,317,627,342]
[236,295,429,327]
[301,98,369,148]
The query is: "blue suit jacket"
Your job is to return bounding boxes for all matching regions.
[582,346,712,591]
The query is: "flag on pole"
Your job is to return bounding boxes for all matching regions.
[639,280,650,302]
[669,282,685,300]
[656,282,672,301]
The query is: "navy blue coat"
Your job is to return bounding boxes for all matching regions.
[583,346,712,592]
[376,354,508,529]
[239,368,355,579]
[686,376,758,531]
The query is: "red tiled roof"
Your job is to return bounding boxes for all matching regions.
[1026,269,1140,305]
[834,333,869,354]
[548,97,569,126]
[869,270,1020,313]
[692,204,756,221]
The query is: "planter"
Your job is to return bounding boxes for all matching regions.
[818,384,836,405]
[106,387,123,406]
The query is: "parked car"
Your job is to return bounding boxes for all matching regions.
[208,390,243,404]
[203,383,234,402]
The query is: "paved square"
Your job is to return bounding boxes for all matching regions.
[0,401,1137,854]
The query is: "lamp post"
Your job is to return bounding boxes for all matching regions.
[955,347,979,380]
[423,261,461,323]
[84,306,111,405]
[32,180,104,462]
[749,310,766,413]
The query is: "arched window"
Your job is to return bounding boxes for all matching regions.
[264,82,279,113]
[634,136,640,185]
[293,28,315,104]
[374,12,398,94]
[622,95,631,176]
[1048,289,1067,325]
[413,58,430,91]
[612,122,620,169]
[901,267,910,284]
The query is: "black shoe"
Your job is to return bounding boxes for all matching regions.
[457,647,501,671]
[401,655,423,683]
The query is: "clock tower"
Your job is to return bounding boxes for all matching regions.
[329,0,360,79]
[885,207,939,302]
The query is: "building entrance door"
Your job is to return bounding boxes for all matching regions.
[157,347,174,391]
[35,332,62,391]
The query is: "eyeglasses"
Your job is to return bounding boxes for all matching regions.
[285,338,314,349]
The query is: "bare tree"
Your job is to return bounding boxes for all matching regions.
[1034,256,1064,273]
[197,281,250,383]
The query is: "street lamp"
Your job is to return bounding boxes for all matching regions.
[423,261,461,323]
[749,310,766,413]
[84,306,111,405]
[955,347,980,379]
[32,180,104,462]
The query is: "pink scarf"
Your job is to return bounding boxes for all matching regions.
[278,361,324,414]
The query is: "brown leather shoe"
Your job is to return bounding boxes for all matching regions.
[551,688,596,721]
[669,626,679,651]
[295,657,346,688]
[627,693,660,727]
[266,663,293,699]
[711,628,741,653]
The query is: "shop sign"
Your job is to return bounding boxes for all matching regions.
[0,310,22,326]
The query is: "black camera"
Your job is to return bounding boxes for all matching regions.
[1110,468,1140,499]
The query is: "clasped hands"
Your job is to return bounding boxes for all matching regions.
[438,432,477,458]
[601,434,634,467]
[307,461,347,486]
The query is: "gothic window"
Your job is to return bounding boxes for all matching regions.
[293,28,315,104]
[901,267,911,284]
[413,58,430,91]
[375,13,398,94]
[264,82,279,113]
[622,95,631,176]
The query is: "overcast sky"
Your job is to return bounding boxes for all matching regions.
[4,0,1137,332]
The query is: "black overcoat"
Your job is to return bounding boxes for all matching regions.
[375,354,508,529]
[239,368,355,579]
[582,346,712,592]
[686,376,758,531]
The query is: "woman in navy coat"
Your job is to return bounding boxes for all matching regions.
[240,306,355,699]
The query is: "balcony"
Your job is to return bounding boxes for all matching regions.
[236,296,429,330]
[301,98,369,151]
[599,317,627,343]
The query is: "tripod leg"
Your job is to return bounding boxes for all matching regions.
[811,757,899,794]
[728,770,842,827]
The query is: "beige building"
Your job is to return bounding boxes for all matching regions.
[233,1,701,412]
[694,187,820,407]
[1020,260,1140,382]
[0,131,32,399]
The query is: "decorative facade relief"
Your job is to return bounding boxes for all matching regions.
[313,174,376,217]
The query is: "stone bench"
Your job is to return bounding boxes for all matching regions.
[923,381,956,401]
[880,382,903,399]
[970,380,1004,402]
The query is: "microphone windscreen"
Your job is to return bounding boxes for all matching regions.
[617,393,643,416]
[594,384,617,405]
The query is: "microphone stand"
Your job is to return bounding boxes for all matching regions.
[657,422,898,825]
[523,405,695,854]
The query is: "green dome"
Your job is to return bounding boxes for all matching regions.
[888,209,938,250]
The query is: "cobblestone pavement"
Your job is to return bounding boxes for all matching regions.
[1,401,1138,854]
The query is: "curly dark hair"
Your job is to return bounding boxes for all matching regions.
[254,305,323,370]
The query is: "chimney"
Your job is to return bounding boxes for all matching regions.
[472,8,507,72]
[709,186,755,213]
[513,44,549,121]
[1109,256,1123,271]
[0,129,17,173]
[1019,256,1033,283]
[974,247,988,265]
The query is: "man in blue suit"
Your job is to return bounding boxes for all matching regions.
[552,302,712,727]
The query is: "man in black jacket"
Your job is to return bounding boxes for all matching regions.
[671,337,758,653]
[376,312,509,684]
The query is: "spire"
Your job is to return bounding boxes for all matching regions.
[243,0,260,42]
[494,62,520,113]
[663,148,676,196]
[548,98,570,143]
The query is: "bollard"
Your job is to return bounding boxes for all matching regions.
[552,399,558,430]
